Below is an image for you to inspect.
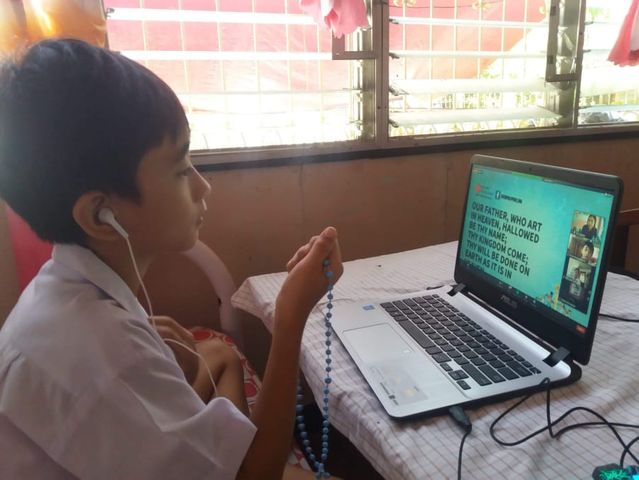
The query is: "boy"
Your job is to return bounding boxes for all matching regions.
[0,39,342,479]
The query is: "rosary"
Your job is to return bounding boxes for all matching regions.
[295,259,334,479]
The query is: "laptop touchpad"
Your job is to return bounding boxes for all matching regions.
[343,324,414,363]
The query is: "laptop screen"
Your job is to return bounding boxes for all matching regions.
[457,159,618,345]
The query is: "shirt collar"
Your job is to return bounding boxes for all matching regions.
[52,243,148,320]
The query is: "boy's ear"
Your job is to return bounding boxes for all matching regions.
[72,192,121,241]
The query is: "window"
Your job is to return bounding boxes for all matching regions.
[103,0,639,162]
[104,0,370,151]
[388,0,558,137]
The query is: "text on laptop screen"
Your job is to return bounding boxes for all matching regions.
[459,165,615,331]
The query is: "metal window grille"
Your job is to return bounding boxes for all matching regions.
[104,1,365,150]
[387,0,563,137]
[102,0,639,160]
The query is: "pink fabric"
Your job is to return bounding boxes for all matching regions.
[5,205,53,291]
[609,0,639,66]
[299,0,368,38]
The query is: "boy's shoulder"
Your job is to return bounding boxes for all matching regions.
[1,244,169,389]
[5,244,142,332]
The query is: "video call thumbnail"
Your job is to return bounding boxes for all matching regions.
[558,212,604,313]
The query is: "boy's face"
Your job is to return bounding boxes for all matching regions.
[112,126,211,254]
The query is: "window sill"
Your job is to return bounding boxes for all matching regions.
[193,123,639,172]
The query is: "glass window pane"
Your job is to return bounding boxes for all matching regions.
[104,1,364,150]
[388,0,560,138]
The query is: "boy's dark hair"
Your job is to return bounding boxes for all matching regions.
[584,241,594,254]
[0,39,186,244]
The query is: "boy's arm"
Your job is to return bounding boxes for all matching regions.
[237,227,342,480]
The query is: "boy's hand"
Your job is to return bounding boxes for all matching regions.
[150,315,199,384]
[276,227,343,331]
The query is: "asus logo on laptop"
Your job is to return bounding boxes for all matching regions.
[500,294,518,309]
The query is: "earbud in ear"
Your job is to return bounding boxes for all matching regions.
[98,208,129,239]
[202,199,207,212]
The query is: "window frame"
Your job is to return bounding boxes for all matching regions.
[104,0,639,167]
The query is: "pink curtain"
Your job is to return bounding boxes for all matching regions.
[298,0,368,38]
[609,0,639,66]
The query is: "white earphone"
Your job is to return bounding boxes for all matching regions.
[98,207,129,239]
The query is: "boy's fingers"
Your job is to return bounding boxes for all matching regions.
[163,332,195,351]
[287,236,318,271]
[173,322,194,340]
[327,234,342,274]
[156,327,180,343]
[288,244,310,268]
[305,227,338,265]
[151,316,195,346]
[286,229,339,273]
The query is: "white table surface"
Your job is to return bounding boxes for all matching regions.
[232,241,639,480]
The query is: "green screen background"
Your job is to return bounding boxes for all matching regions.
[459,165,614,327]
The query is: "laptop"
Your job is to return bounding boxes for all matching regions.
[332,155,623,418]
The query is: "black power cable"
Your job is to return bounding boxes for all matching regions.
[599,313,639,323]
[449,377,639,478]
[621,435,639,468]
[448,405,472,480]
[490,378,639,466]
[456,429,471,480]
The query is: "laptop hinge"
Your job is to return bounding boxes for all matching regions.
[543,346,571,367]
[447,283,467,297]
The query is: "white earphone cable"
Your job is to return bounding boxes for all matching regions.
[163,339,218,398]
[124,237,154,320]
[123,235,217,399]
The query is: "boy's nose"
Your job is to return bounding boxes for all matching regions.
[193,169,211,200]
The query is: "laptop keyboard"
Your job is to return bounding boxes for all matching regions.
[381,294,541,391]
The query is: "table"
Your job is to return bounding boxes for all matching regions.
[232,241,639,479]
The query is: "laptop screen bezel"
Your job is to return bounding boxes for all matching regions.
[454,155,623,365]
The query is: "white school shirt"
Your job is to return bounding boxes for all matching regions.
[0,244,256,479]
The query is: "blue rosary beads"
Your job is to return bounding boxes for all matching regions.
[295,259,334,479]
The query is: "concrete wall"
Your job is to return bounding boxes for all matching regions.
[195,138,639,285]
